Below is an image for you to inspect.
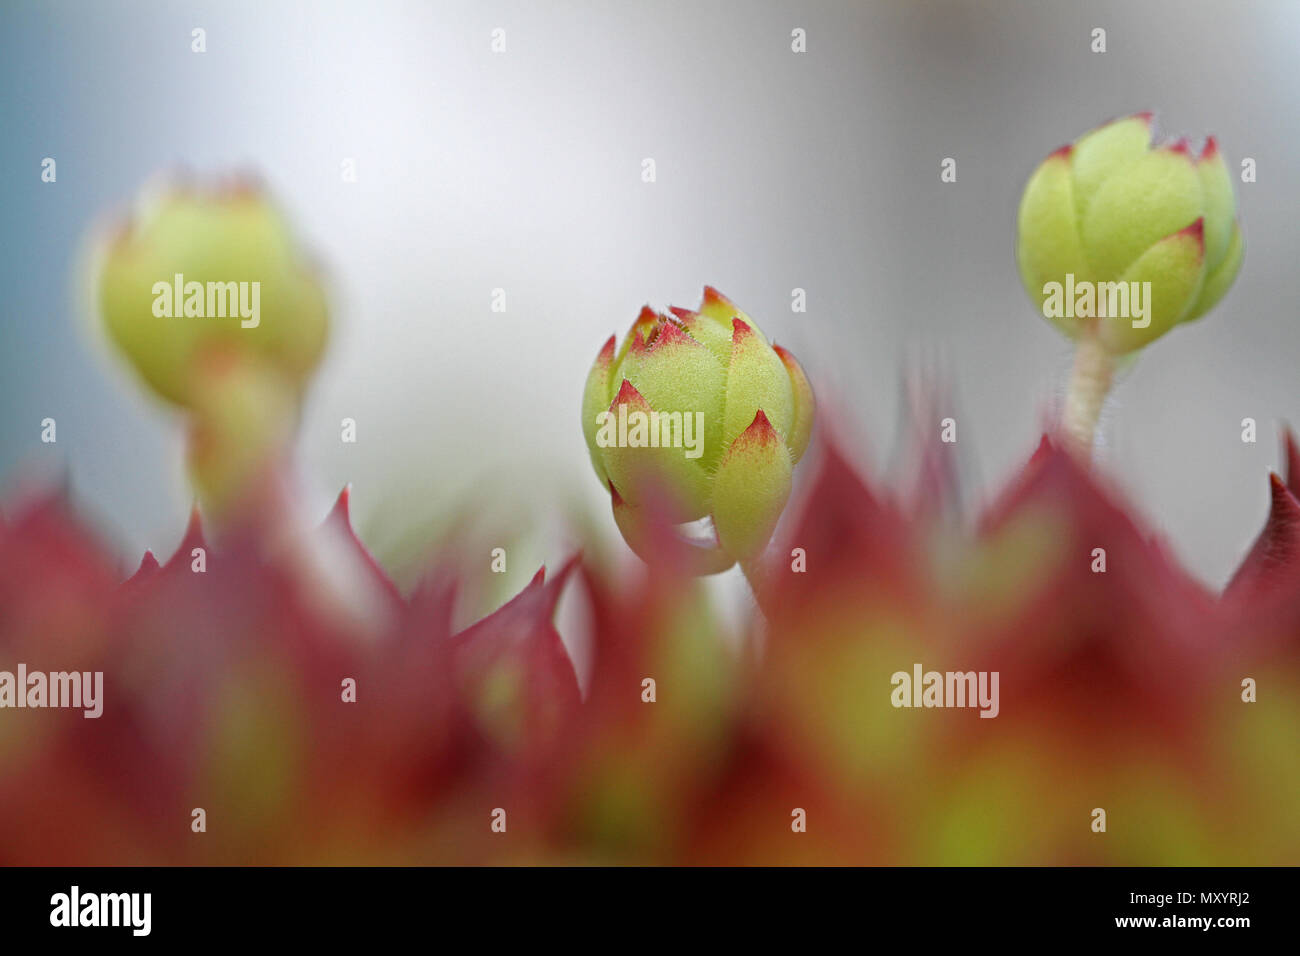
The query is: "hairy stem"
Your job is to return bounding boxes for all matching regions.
[1062,334,1114,459]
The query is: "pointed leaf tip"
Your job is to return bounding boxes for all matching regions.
[652,319,696,349]
[712,407,793,563]
[1225,471,1300,600]
[744,408,779,445]
[1284,427,1300,499]
[546,553,581,597]
[773,344,815,462]
[127,549,160,584]
[596,334,615,364]
[1028,433,1056,468]
[185,505,204,539]
[1268,471,1298,510]
[330,484,353,523]
[1179,216,1206,244]
[611,378,649,410]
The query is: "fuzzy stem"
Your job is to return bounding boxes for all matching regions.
[1062,333,1114,459]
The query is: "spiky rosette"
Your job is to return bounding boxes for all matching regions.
[3,423,1300,864]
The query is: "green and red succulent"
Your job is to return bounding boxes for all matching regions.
[1016,113,1245,454]
[0,110,1281,866]
[3,424,1299,864]
[581,288,814,574]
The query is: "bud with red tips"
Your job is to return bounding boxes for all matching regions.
[1018,113,1243,353]
[581,288,815,572]
[1015,113,1245,454]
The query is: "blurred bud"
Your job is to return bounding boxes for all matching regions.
[582,287,814,572]
[93,176,329,516]
[1017,113,1244,354]
[96,177,329,409]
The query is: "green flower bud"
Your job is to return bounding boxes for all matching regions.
[583,288,815,573]
[1017,113,1244,355]
[96,177,329,409]
[93,177,329,516]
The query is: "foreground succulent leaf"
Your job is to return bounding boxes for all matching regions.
[449,559,580,754]
[1225,474,1300,603]
[3,416,1300,864]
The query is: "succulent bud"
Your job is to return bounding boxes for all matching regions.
[1016,114,1244,456]
[1017,113,1243,355]
[96,177,329,410]
[93,177,329,515]
[582,288,814,573]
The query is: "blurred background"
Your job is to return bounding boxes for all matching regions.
[1,0,1297,592]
